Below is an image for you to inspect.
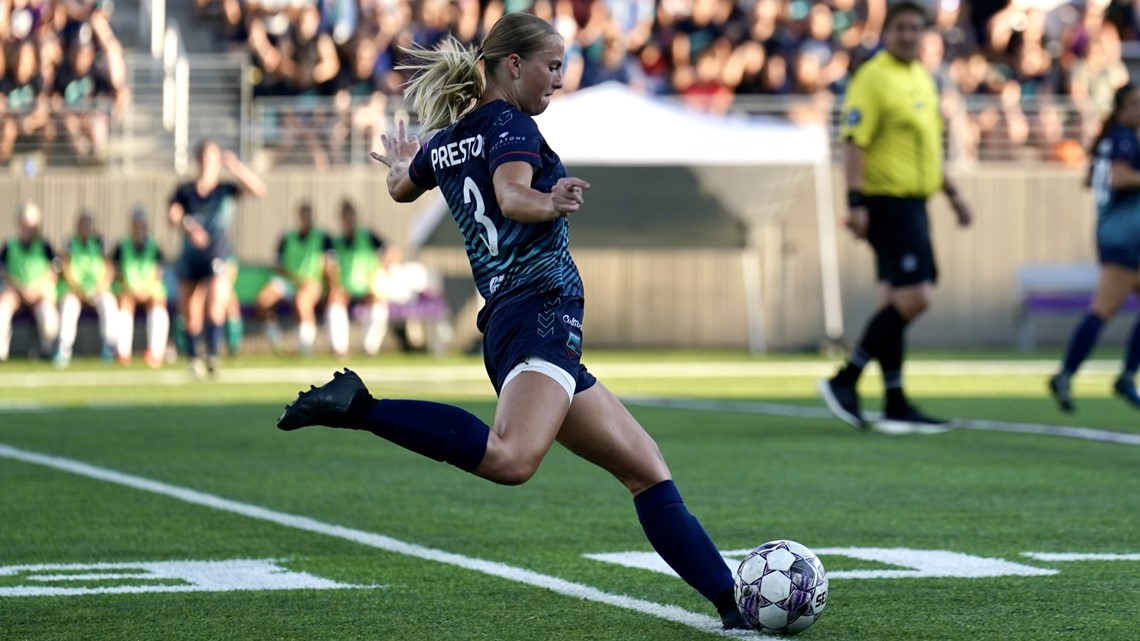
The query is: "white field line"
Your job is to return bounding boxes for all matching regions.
[0,359,1131,389]
[0,443,753,638]
[1023,552,1140,562]
[622,396,1140,446]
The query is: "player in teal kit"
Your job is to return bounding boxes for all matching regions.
[277,12,750,629]
[1050,84,1140,412]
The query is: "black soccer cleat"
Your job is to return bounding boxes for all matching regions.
[719,605,750,630]
[277,368,373,431]
[1112,376,1140,410]
[877,404,950,432]
[817,377,867,430]
[1049,374,1075,414]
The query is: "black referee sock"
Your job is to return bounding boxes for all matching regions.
[836,305,908,384]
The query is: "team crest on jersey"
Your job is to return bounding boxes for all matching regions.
[565,331,582,360]
[846,109,861,126]
[495,110,514,126]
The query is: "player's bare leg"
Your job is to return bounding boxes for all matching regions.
[558,381,746,629]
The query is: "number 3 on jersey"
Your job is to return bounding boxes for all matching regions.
[464,176,499,257]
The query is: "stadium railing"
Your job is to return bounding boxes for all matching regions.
[241,92,1094,169]
[728,93,1092,165]
[3,103,123,174]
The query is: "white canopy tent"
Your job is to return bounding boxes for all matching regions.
[409,83,843,352]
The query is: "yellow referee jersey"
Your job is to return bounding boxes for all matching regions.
[840,51,943,198]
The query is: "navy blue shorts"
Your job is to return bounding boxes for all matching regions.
[1098,242,1140,271]
[177,255,229,283]
[482,292,597,397]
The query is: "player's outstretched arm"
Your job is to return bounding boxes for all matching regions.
[222,151,267,199]
[371,120,426,203]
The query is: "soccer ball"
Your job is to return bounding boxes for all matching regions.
[733,540,828,634]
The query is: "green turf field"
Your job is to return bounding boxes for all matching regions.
[1,352,1137,640]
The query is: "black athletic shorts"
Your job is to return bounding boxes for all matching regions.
[865,196,938,287]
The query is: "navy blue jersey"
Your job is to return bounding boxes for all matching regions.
[1091,125,1140,239]
[170,182,241,259]
[409,100,584,330]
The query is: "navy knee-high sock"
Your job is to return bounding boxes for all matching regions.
[1123,317,1140,379]
[1062,313,1106,376]
[634,480,734,608]
[350,398,490,473]
[186,331,201,359]
[205,322,223,357]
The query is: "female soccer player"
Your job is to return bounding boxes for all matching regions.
[167,141,265,377]
[1050,84,1140,412]
[278,13,748,629]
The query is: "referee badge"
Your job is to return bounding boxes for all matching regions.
[846,109,861,126]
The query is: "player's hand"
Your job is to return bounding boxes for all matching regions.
[551,177,591,215]
[950,195,974,228]
[845,206,869,240]
[188,225,210,249]
[221,150,241,169]
[370,120,420,168]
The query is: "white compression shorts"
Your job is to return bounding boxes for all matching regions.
[502,356,575,404]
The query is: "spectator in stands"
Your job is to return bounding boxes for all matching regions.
[722,39,766,95]
[607,0,655,53]
[168,140,266,378]
[679,45,734,112]
[327,35,387,164]
[249,2,340,169]
[255,201,335,356]
[0,202,59,362]
[1070,33,1130,138]
[1050,83,1140,413]
[111,207,168,369]
[580,33,642,90]
[51,28,128,162]
[0,39,53,165]
[55,208,117,368]
[326,199,387,358]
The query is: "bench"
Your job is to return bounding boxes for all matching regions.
[229,264,451,354]
[5,263,451,357]
[1016,264,1140,351]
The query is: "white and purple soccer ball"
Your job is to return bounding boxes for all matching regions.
[733,540,828,635]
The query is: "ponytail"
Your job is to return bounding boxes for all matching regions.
[399,13,559,131]
[399,38,485,131]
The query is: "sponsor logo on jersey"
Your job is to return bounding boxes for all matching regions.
[563,314,583,330]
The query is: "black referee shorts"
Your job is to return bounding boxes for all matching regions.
[865,196,938,287]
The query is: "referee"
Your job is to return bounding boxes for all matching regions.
[819,0,974,431]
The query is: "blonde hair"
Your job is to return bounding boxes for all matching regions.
[400,13,559,130]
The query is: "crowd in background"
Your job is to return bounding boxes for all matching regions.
[1,1,1135,168]
[0,0,128,166]
[191,0,1138,165]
